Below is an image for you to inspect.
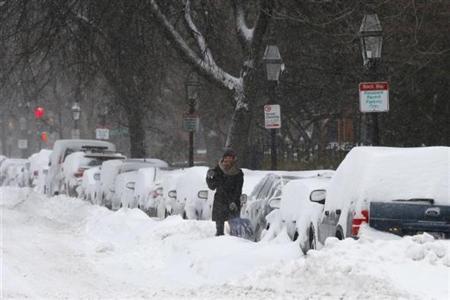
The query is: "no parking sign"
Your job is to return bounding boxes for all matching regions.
[264,104,281,129]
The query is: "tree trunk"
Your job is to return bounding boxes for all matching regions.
[126,105,147,158]
[225,72,258,168]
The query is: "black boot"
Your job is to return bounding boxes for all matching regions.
[215,221,224,236]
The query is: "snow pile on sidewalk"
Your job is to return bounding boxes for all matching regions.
[1,187,449,299]
[241,225,449,299]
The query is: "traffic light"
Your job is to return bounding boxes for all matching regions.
[40,131,48,143]
[34,107,45,119]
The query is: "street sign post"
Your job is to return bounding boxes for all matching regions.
[18,139,28,149]
[71,129,80,139]
[264,104,281,129]
[359,82,389,112]
[96,128,110,140]
[183,113,199,132]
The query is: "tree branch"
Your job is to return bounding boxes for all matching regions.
[147,0,241,92]
[232,0,254,47]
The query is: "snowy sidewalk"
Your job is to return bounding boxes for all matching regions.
[1,187,449,299]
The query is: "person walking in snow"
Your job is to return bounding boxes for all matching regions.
[206,149,244,236]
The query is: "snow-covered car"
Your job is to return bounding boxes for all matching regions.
[29,149,52,192]
[101,159,169,209]
[0,158,29,187]
[175,166,213,220]
[152,168,187,218]
[263,175,333,254]
[95,159,124,207]
[111,170,139,210]
[45,139,116,196]
[242,170,334,241]
[316,146,450,244]
[78,166,101,203]
[239,170,276,209]
[62,151,125,197]
[132,167,170,216]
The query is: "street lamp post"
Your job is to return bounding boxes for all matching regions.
[19,116,28,158]
[359,14,383,145]
[263,42,283,170]
[185,73,200,167]
[71,101,81,139]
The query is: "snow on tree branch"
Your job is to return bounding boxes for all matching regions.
[184,0,215,65]
[232,0,254,45]
[148,0,241,93]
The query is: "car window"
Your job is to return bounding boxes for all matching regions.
[63,148,76,160]
[249,177,268,199]
[267,177,283,199]
[257,176,275,200]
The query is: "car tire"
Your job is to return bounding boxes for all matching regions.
[335,227,344,240]
[182,211,187,219]
[254,224,262,242]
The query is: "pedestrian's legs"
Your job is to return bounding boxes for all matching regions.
[215,220,224,236]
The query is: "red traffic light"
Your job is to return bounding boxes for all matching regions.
[34,107,45,119]
[40,131,48,143]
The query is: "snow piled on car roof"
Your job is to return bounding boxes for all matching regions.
[324,146,449,210]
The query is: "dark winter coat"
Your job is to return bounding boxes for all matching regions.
[206,161,244,222]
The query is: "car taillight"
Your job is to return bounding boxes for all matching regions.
[74,168,85,178]
[351,209,369,237]
[150,188,163,199]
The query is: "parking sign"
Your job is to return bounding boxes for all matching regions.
[359,82,389,112]
[264,104,281,129]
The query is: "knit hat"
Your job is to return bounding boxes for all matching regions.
[222,149,237,158]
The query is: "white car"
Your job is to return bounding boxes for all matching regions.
[154,168,187,218]
[263,175,333,254]
[0,158,28,187]
[45,139,116,196]
[78,166,101,203]
[176,166,212,220]
[100,159,169,209]
[242,170,334,241]
[29,149,52,192]
[62,151,124,197]
[133,167,170,216]
[112,170,139,210]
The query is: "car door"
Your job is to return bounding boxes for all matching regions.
[318,206,341,244]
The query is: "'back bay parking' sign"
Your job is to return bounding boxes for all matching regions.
[359,82,389,113]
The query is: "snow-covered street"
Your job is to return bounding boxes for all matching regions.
[1,187,449,299]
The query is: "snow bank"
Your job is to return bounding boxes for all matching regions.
[2,187,448,299]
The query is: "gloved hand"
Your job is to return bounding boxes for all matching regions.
[229,202,238,212]
[207,169,216,179]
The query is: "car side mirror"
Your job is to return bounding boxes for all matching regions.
[126,182,135,190]
[268,197,281,209]
[197,190,208,199]
[168,190,177,199]
[310,189,326,204]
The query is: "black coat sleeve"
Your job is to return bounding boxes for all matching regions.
[206,166,221,190]
[230,171,244,207]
